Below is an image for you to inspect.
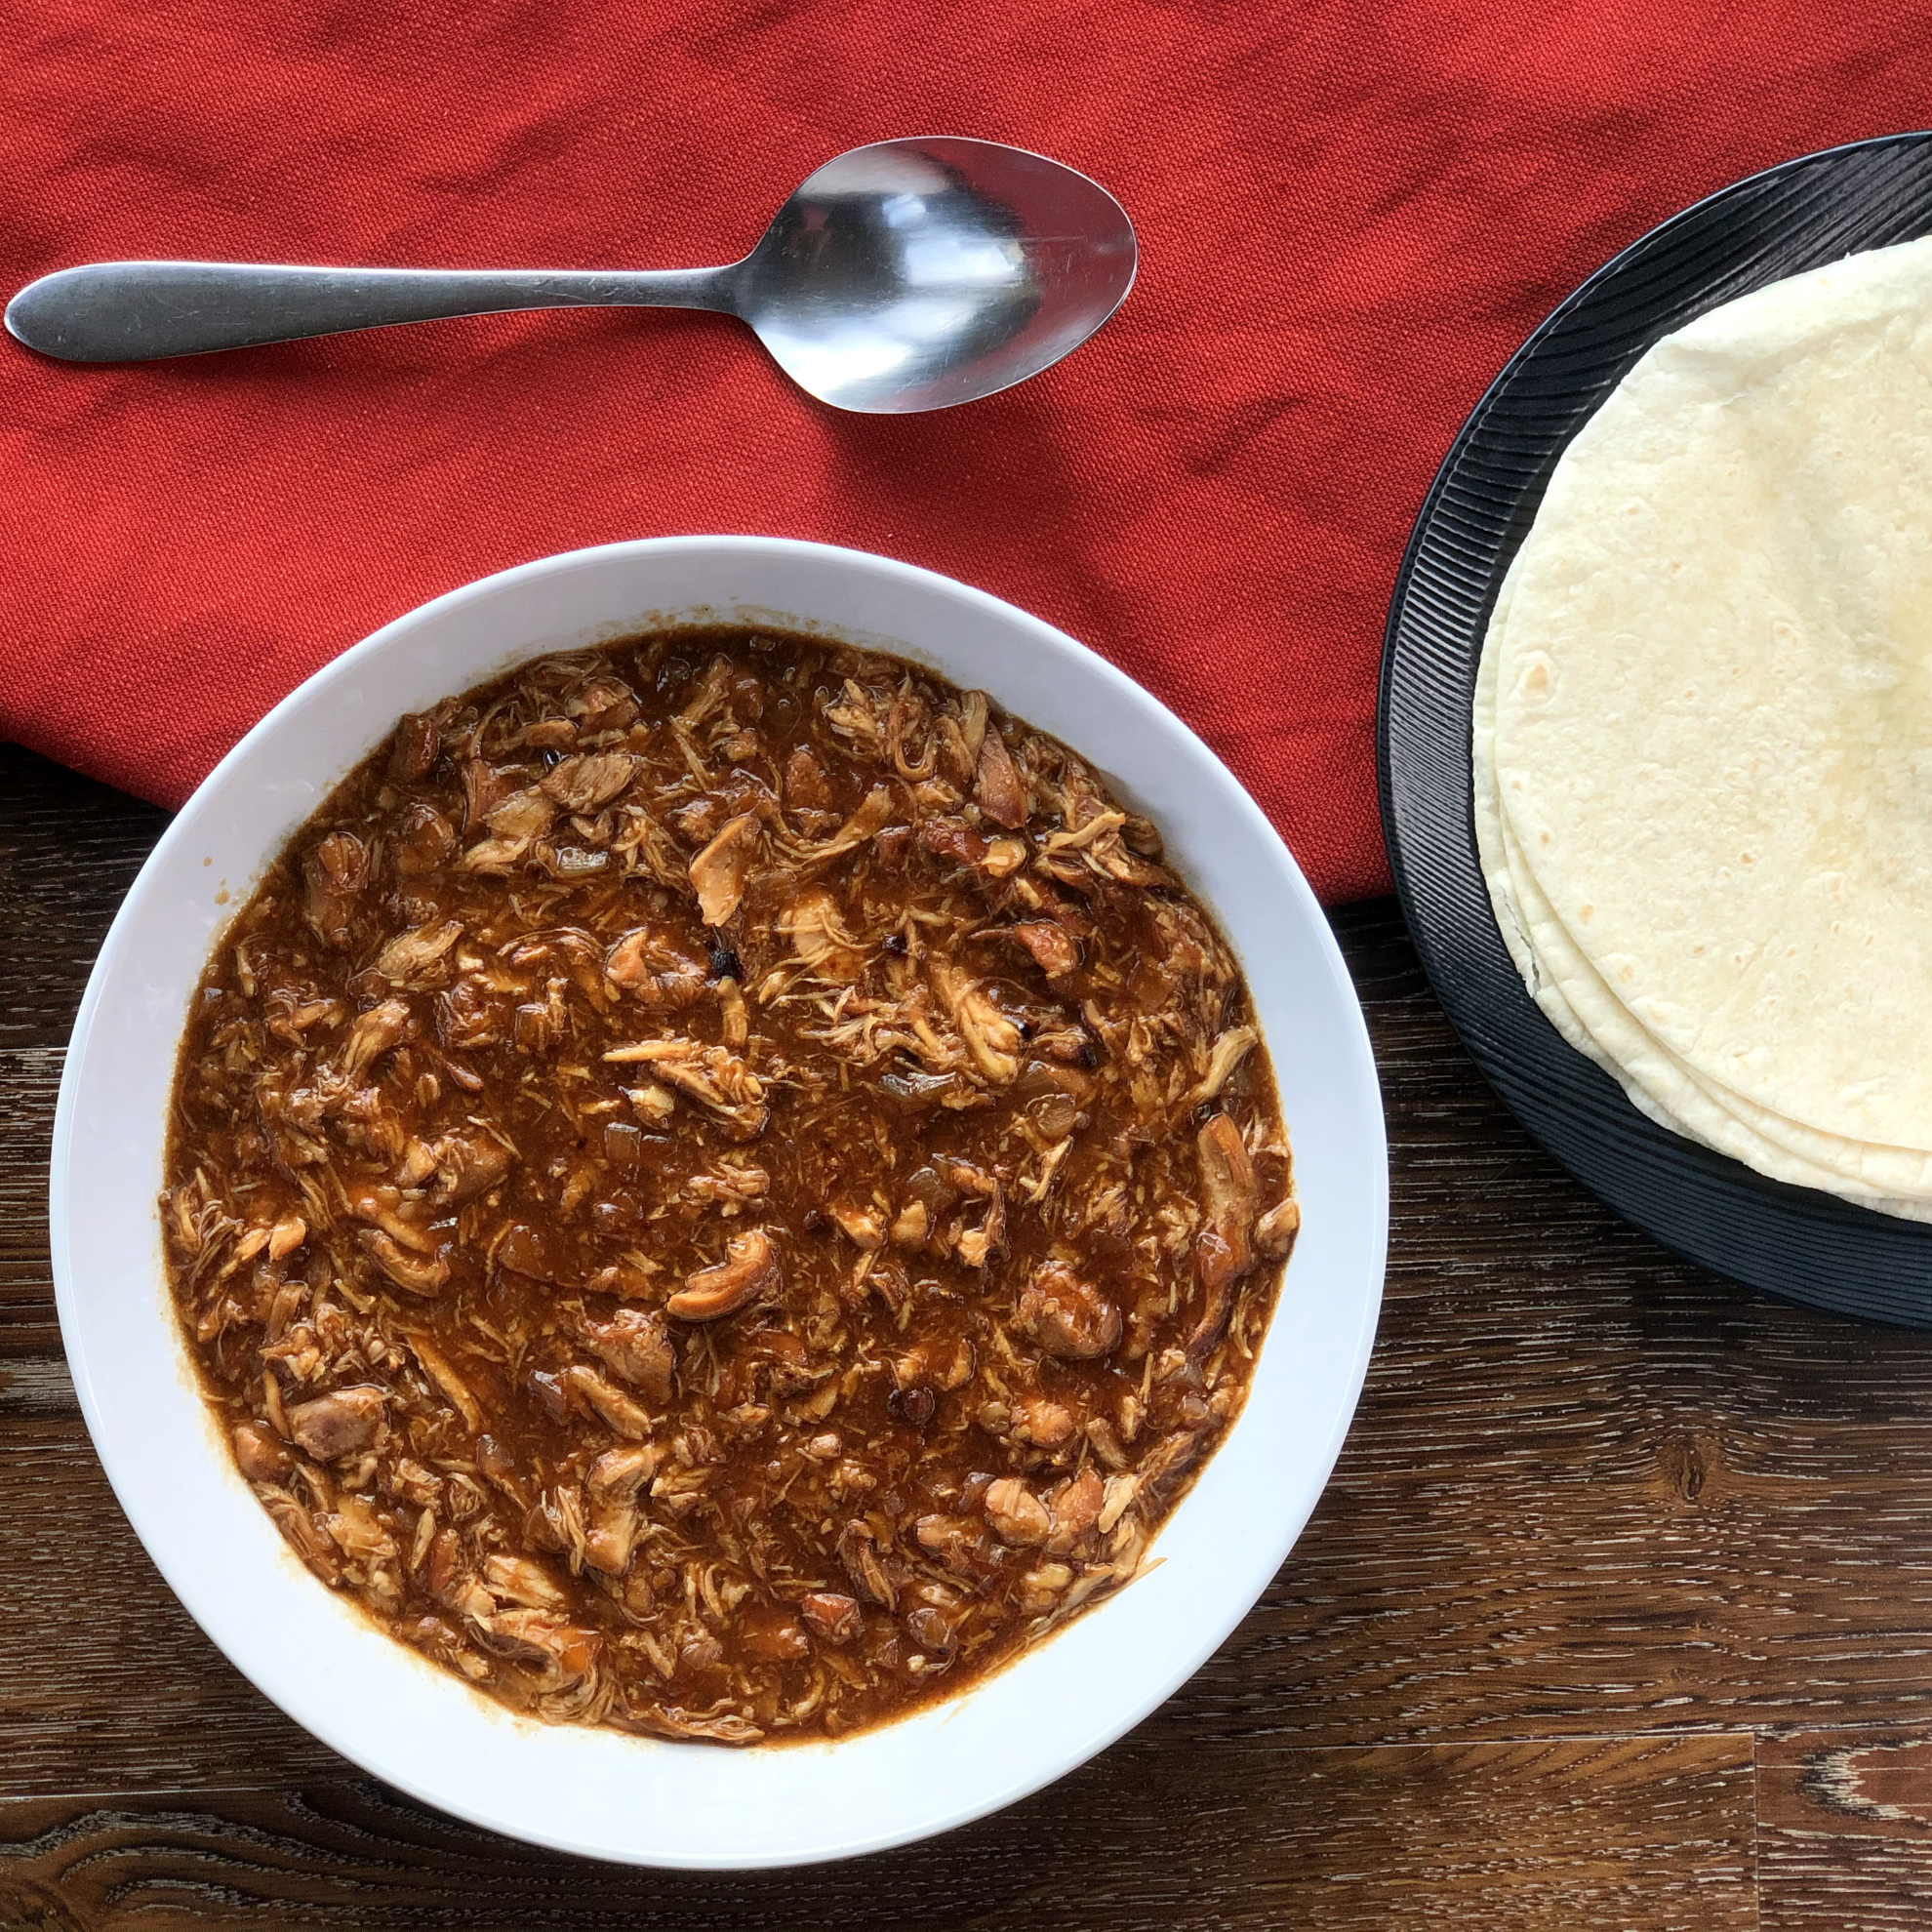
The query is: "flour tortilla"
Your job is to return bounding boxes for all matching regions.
[1475,235,1932,1215]
[1476,585,1932,1218]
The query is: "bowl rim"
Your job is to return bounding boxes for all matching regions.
[50,535,1388,1867]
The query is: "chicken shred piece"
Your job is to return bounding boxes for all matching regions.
[302,832,369,947]
[341,998,412,1080]
[1016,1260,1121,1360]
[541,751,638,814]
[602,1038,767,1138]
[1188,1112,1261,1363]
[984,1478,1052,1547]
[288,1386,386,1462]
[803,785,894,860]
[561,1365,656,1439]
[374,920,463,987]
[689,813,761,925]
[405,1329,484,1431]
[829,1203,885,1251]
[356,1227,450,1296]
[779,887,865,978]
[973,726,1030,827]
[928,960,1023,1085]
[604,927,709,1005]
[667,1228,781,1321]
[578,1308,675,1402]
[1257,1196,1301,1256]
[1187,1025,1259,1107]
[1003,921,1079,980]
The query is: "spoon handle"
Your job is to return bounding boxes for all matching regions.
[4,261,738,362]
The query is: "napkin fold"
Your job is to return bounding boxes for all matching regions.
[3,1,1928,903]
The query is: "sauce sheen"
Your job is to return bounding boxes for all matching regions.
[161,627,1296,1745]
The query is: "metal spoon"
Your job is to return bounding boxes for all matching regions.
[4,137,1136,414]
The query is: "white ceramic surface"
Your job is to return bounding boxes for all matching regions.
[50,538,1387,1869]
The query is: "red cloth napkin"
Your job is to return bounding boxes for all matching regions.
[3,4,1929,904]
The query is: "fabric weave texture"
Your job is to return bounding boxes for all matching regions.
[4,1,1929,902]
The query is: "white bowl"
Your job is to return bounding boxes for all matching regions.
[51,538,1386,1869]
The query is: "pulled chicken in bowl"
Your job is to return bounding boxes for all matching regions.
[162,627,1298,1745]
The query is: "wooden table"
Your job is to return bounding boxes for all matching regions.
[8,742,1932,1930]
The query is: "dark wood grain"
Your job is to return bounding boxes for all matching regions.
[0,1735,1754,1931]
[8,738,1932,1919]
[1758,1728,1932,1930]
[1,1044,63,1366]
[0,749,165,1053]
[0,1412,350,1795]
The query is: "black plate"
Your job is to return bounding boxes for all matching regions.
[1380,131,1932,1327]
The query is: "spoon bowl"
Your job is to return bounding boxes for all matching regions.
[735,138,1135,411]
[4,138,1137,413]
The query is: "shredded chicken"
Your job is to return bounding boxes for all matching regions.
[374,920,464,987]
[779,887,865,979]
[1188,1024,1259,1107]
[1257,1195,1301,1256]
[603,927,709,1006]
[341,998,412,1081]
[560,1364,655,1439]
[288,1386,386,1462]
[929,959,1023,1085]
[577,1308,675,1402]
[984,1477,1052,1546]
[666,1228,781,1321]
[1016,1260,1123,1360]
[602,1038,768,1139]
[689,813,761,925]
[541,750,638,814]
[232,1420,293,1482]
[424,1131,511,1206]
[357,1227,451,1297]
[1188,1112,1261,1363]
[799,785,894,861]
[163,624,1292,1751]
[302,831,369,947]
[1002,921,1080,981]
[973,724,1030,827]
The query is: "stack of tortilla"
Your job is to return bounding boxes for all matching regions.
[1473,234,1932,1220]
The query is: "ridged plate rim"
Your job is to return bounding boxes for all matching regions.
[1380,130,1932,1327]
